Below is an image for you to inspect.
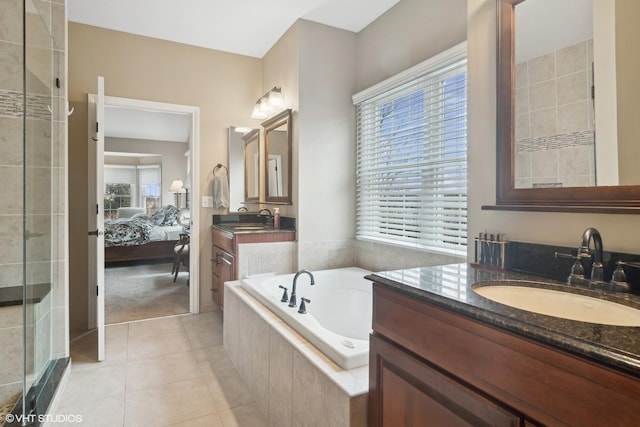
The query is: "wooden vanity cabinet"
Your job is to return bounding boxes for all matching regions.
[211,226,295,308]
[369,284,640,427]
[211,228,234,308]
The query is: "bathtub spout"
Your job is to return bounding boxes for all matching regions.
[288,269,315,308]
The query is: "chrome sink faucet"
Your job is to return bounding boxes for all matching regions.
[288,269,315,308]
[579,227,604,282]
[555,227,604,286]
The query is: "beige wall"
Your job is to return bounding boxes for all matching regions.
[262,23,300,219]
[356,0,468,92]
[68,23,262,330]
[615,0,640,185]
[297,20,358,243]
[467,0,640,258]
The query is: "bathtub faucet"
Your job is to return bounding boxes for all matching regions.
[288,269,315,308]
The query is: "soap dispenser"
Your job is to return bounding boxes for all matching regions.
[273,207,281,229]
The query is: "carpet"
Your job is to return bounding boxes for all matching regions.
[105,262,189,324]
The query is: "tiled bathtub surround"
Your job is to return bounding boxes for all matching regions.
[224,283,367,426]
[237,241,297,279]
[241,238,464,277]
[514,39,595,188]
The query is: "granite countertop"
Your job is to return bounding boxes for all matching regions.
[212,213,296,235]
[212,223,296,235]
[367,263,640,378]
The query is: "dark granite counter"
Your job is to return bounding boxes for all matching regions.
[367,263,640,378]
[212,213,296,235]
[211,223,296,235]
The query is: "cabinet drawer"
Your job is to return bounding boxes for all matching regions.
[211,228,234,253]
[369,334,521,427]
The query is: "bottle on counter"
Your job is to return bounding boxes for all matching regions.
[273,207,281,229]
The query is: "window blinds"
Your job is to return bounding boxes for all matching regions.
[138,165,161,186]
[104,165,136,185]
[354,45,467,256]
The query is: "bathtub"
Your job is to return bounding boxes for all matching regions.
[241,267,372,370]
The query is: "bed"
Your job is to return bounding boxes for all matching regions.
[104,206,185,263]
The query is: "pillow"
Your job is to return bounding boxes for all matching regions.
[161,205,180,226]
[150,210,165,225]
[130,212,150,221]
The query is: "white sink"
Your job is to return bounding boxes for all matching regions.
[473,283,640,326]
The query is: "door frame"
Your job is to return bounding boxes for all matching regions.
[87,96,200,330]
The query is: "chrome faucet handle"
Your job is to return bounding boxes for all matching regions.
[298,298,310,314]
[278,285,289,303]
[612,262,627,283]
[554,252,585,282]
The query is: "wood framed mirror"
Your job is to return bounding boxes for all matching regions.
[489,0,640,213]
[243,128,260,203]
[262,109,292,204]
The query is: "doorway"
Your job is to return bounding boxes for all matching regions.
[87,95,200,335]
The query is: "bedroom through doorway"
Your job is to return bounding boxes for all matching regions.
[88,94,200,330]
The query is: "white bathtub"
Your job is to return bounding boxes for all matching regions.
[241,267,372,369]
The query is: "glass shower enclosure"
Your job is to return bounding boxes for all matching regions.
[0,0,69,424]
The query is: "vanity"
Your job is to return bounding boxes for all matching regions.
[211,214,295,308]
[366,264,640,426]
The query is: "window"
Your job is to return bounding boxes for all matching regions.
[138,165,162,215]
[353,43,467,256]
[104,166,136,220]
[104,164,162,219]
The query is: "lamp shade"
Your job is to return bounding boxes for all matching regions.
[169,179,184,192]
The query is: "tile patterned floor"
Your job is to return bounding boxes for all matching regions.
[53,311,269,426]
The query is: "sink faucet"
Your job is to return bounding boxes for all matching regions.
[288,269,315,308]
[257,208,273,226]
[579,227,604,282]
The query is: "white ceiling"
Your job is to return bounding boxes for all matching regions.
[67,0,400,58]
[105,106,192,143]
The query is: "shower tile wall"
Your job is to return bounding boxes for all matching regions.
[0,0,27,406]
[514,39,595,188]
[0,0,68,409]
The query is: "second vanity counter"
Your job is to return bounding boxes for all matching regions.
[367,263,640,377]
[210,214,296,308]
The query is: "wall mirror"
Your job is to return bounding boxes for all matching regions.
[262,109,292,204]
[492,0,640,213]
[228,126,258,210]
[243,128,260,203]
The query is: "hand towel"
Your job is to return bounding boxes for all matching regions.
[213,175,230,208]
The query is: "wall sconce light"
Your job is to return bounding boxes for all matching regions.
[169,179,185,208]
[251,86,285,120]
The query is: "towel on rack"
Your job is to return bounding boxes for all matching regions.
[213,175,229,208]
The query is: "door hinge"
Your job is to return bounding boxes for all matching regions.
[96,204,99,215]
[96,122,99,132]
[96,286,99,296]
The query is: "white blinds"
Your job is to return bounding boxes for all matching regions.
[104,165,136,185]
[354,45,467,256]
[138,165,161,186]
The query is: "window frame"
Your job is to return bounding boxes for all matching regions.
[353,42,468,256]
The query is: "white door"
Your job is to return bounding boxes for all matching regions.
[268,154,283,196]
[87,76,106,361]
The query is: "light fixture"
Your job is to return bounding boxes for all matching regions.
[169,179,185,207]
[250,86,285,120]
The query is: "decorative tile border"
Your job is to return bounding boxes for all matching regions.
[516,130,594,153]
[0,90,51,119]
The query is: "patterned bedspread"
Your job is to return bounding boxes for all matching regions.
[104,216,155,248]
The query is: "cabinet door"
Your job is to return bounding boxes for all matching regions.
[218,250,233,308]
[369,335,521,427]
